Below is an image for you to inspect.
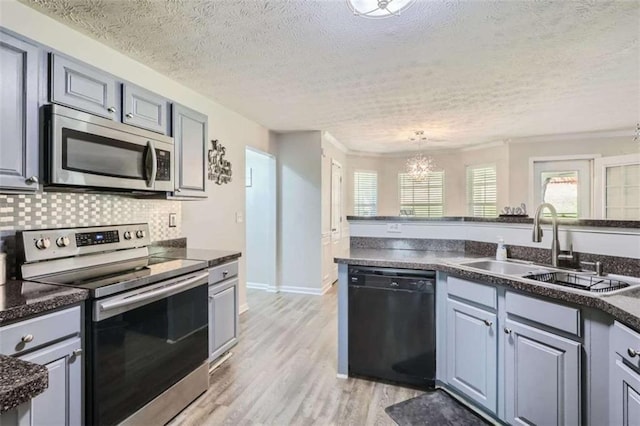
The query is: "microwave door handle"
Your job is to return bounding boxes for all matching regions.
[145,140,157,187]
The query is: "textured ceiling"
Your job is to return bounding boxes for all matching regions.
[23,0,640,153]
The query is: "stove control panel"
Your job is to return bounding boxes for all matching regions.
[76,230,120,247]
[18,224,151,263]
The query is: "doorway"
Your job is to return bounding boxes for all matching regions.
[245,147,277,292]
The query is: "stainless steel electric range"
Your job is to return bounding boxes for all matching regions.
[17,224,209,426]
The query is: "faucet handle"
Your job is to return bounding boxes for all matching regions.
[557,243,575,262]
[580,260,605,276]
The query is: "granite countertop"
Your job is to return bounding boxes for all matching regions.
[150,247,242,268]
[346,215,640,229]
[0,355,48,413]
[0,280,89,326]
[336,248,640,332]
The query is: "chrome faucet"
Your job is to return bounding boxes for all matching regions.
[532,203,572,267]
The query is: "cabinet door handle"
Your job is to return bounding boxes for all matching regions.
[629,348,640,358]
[483,319,493,327]
[21,334,34,343]
[504,328,512,334]
[126,113,133,119]
[209,296,214,301]
[72,349,83,357]
[222,271,229,277]
[107,107,117,113]
[26,176,38,185]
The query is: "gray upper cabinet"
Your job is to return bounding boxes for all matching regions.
[122,83,169,134]
[0,31,40,191]
[173,104,208,197]
[446,298,497,413]
[51,54,118,120]
[505,319,581,426]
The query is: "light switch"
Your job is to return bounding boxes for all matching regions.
[387,223,402,233]
[169,213,177,228]
[236,212,244,223]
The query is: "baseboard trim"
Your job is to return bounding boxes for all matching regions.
[246,281,269,290]
[278,285,326,296]
[336,374,348,379]
[239,303,249,314]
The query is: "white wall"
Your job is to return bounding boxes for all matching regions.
[275,131,323,293]
[1,0,272,312]
[350,220,640,260]
[347,144,509,216]
[246,148,275,289]
[346,135,635,217]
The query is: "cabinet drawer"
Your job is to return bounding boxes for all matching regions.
[612,321,640,369]
[448,277,497,309]
[209,261,238,285]
[506,291,580,336]
[0,306,81,355]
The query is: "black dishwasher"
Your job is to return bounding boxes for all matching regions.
[348,266,436,389]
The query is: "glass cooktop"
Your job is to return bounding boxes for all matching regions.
[34,257,207,299]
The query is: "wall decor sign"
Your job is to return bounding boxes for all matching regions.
[208,139,232,185]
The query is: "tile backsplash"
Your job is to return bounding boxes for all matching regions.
[0,192,181,278]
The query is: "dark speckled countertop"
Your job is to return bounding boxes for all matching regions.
[0,280,89,326]
[336,248,640,332]
[0,355,48,413]
[150,247,242,268]
[0,281,87,412]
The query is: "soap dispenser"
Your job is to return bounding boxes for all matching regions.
[496,237,507,261]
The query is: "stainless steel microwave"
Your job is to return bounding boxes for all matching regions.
[44,104,174,192]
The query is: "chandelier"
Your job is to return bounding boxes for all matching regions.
[347,0,415,18]
[406,131,436,181]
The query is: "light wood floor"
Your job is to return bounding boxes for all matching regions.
[169,285,421,426]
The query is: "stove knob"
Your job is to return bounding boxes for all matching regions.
[35,238,51,250]
[56,236,70,247]
[123,231,132,240]
[136,230,145,239]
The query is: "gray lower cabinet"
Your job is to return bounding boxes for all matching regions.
[16,337,83,426]
[611,359,640,426]
[122,83,169,134]
[610,321,640,426]
[446,298,497,412]
[51,54,119,120]
[208,278,239,361]
[504,319,581,426]
[0,31,40,191]
[173,104,208,197]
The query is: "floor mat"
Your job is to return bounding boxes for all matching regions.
[384,389,490,426]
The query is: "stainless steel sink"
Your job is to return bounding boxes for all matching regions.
[460,260,545,276]
[523,271,631,293]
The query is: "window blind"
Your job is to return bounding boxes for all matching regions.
[399,171,444,217]
[353,171,378,216]
[467,165,497,217]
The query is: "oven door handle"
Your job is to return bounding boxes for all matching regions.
[99,272,208,313]
[145,140,157,188]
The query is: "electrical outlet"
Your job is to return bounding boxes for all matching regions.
[169,213,177,228]
[387,223,402,233]
[236,212,244,223]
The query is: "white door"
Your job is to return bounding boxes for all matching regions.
[531,158,592,218]
[331,160,343,281]
[594,153,640,220]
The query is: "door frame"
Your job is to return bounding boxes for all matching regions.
[245,146,277,294]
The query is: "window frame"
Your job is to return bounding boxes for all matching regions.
[353,169,378,217]
[466,163,498,217]
[398,171,445,217]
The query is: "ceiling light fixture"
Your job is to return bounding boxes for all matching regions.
[347,0,415,18]
[406,131,436,181]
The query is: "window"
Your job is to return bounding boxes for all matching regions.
[399,171,444,217]
[353,171,378,216]
[531,158,592,218]
[467,164,497,217]
[594,154,640,219]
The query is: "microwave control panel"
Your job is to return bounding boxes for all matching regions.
[156,149,171,181]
